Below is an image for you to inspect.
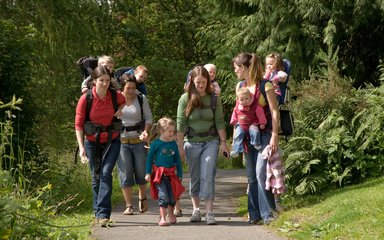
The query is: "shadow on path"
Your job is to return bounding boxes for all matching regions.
[92,169,285,240]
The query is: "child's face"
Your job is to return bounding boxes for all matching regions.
[161,126,175,142]
[265,57,276,71]
[136,70,148,83]
[206,67,216,81]
[238,93,251,106]
[99,60,114,73]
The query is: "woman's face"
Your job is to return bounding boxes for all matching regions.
[193,75,208,96]
[123,82,137,97]
[234,64,246,80]
[95,74,110,92]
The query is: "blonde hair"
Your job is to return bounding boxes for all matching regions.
[266,53,284,71]
[236,87,251,98]
[149,117,175,140]
[135,65,148,74]
[98,55,115,66]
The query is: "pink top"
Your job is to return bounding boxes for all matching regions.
[75,88,126,143]
[230,94,267,132]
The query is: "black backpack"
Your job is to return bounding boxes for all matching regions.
[76,56,98,79]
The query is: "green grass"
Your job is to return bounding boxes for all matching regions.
[237,177,384,239]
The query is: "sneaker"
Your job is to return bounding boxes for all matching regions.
[263,217,275,225]
[190,209,201,222]
[230,151,239,158]
[205,212,217,225]
[173,209,183,217]
[98,218,111,227]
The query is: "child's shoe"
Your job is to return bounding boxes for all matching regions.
[254,144,261,150]
[230,151,239,158]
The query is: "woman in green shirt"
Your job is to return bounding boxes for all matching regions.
[176,65,229,225]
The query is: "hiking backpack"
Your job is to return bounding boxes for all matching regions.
[76,56,98,80]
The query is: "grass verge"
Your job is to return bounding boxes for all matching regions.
[237,177,384,239]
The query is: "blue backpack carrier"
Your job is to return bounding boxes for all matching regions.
[276,59,292,105]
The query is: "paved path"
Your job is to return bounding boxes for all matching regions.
[92,169,285,240]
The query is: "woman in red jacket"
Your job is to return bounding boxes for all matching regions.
[75,65,125,227]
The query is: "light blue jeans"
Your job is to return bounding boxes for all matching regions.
[117,142,147,187]
[244,131,275,222]
[184,139,219,200]
[85,137,120,219]
[232,123,261,153]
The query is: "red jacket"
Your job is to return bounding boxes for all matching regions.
[150,166,185,200]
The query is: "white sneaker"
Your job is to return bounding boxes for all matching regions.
[254,145,262,150]
[206,212,217,225]
[230,151,239,158]
[190,209,201,222]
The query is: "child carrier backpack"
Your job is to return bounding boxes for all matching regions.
[76,56,98,79]
[259,57,294,140]
[277,59,292,105]
[114,66,134,83]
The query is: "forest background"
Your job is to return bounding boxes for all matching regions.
[1,0,384,239]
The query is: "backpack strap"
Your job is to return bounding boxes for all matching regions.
[137,92,144,120]
[210,94,217,113]
[85,89,93,122]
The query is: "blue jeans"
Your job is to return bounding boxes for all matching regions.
[156,176,176,207]
[117,142,147,187]
[244,131,275,222]
[232,124,261,153]
[184,139,219,200]
[85,137,120,219]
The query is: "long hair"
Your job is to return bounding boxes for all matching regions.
[232,52,263,85]
[185,65,212,116]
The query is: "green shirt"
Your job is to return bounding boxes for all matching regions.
[176,93,225,142]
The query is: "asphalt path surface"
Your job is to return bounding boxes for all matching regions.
[92,169,285,240]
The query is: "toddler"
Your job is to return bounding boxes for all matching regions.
[264,53,288,103]
[145,117,185,226]
[230,87,267,158]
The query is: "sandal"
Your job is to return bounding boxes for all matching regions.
[123,206,134,215]
[139,196,148,213]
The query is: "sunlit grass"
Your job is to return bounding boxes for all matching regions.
[236,177,384,239]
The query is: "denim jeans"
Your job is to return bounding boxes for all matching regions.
[184,139,219,200]
[156,176,176,207]
[117,142,147,187]
[232,124,261,153]
[244,131,275,222]
[85,137,120,219]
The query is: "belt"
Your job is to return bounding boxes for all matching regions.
[121,137,143,144]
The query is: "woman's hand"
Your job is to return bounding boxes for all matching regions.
[220,141,230,159]
[269,132,279,154]
[139,130,149,142]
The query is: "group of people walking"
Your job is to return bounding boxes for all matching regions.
[75,51,287,227]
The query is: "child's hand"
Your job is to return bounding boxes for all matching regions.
[260,124,265,130]
[81,88,88,94]
[145,174,151,182]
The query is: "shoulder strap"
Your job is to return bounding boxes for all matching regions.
[86,89,93,121]
[137,92,144,120]
[110,89,118,113]
[259,80,268,103]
